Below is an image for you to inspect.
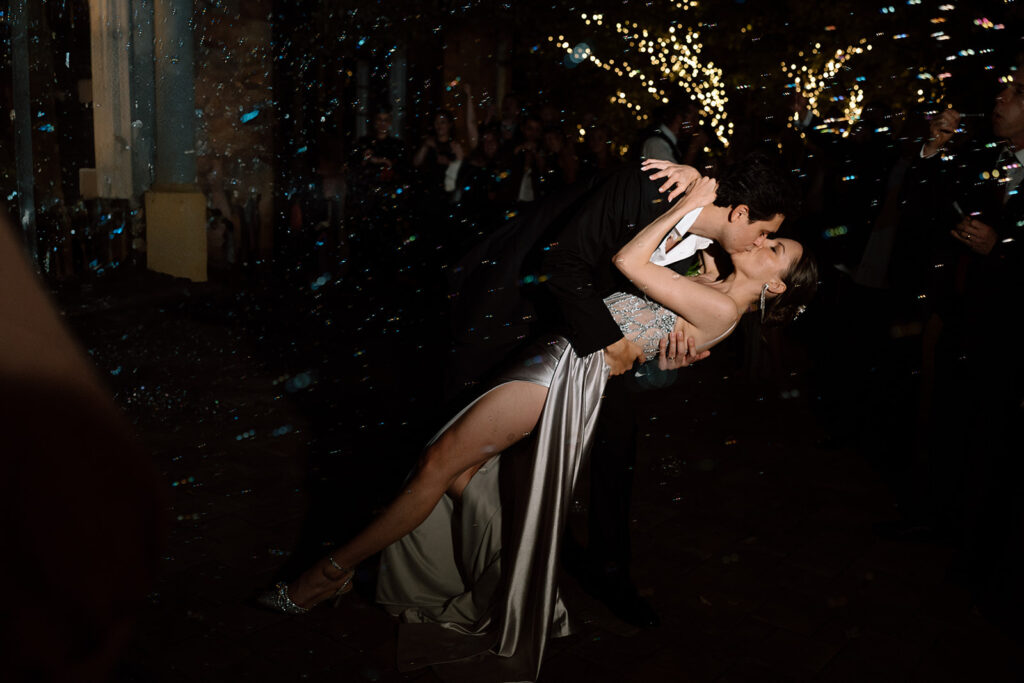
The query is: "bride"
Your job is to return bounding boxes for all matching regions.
[259,176,817,679]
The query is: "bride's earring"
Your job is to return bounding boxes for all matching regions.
[759,283,768,322]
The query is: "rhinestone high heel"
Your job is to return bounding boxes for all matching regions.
[256,554,354,614]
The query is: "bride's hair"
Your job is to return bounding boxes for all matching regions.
[763,248,818,326]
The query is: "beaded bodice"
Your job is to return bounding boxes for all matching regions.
[604,292,676,361]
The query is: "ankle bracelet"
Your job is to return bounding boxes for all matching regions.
[327,553,350,574]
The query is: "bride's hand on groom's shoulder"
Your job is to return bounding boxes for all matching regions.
[641,160,699,203]
[686,176,718,208]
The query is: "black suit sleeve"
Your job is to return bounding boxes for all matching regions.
[952,146,1024,284]
[542,166,670,356]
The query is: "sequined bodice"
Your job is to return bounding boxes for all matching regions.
[604,292,676,361]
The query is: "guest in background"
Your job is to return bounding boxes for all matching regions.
[348,104,410,265]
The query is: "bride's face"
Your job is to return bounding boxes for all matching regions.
[732,238,802,285]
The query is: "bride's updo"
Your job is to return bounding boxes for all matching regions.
[763,249,818,326]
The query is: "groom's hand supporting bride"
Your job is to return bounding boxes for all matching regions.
[604,337,646,376]
[605,331,708,376]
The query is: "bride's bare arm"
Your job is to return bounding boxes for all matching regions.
[613,177,737,349]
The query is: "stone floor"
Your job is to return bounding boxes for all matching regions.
[55,268,1022,682]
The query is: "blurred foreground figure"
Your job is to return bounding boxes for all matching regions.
[0,216,163,681]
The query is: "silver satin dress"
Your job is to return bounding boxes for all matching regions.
[375,293,676,682]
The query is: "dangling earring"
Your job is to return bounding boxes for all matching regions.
[759,283,768,322]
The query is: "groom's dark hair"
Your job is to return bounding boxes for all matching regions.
[713,153,799,221]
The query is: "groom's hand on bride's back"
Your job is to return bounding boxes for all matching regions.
[604,337,646,376]
[657,333,709,371]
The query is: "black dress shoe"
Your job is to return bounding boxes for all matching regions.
[583,575,660,628]
[603,585,660,628]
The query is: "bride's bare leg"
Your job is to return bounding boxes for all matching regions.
[286,380,549,607]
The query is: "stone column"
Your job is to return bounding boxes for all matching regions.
[9,0,37,261]
[88,0,135,200]
[496,32,511,109]
[388,46,407,139]
[153,0,197,185]
[355,59,370,139]
[130,0,156,194]
[145,0,206,281]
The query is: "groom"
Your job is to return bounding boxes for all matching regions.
[540,154,799,626]
[445,154,798,626]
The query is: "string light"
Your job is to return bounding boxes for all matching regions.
[783,41,870,134]
[549,1,731,146]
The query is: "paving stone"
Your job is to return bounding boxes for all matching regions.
[623,630,734,681]
[538,651,627,682]
[716,656,799,682]
[815,632,920,682]
[570,628,666,670]
[745,629,839,677]
[752,587,832,636]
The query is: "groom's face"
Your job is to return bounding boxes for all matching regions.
[720,207,784,255]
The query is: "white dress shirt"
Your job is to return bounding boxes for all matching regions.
[641,124,680,163]
[998,145,1024,200]
[649,206,712,266]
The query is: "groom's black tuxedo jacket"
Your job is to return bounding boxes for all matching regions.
[951,142,1024,369]
[446,165,691,398]
[954,142,1024,291]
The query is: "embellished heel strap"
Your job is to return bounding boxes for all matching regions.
[327,553,354,596]
[327,553,351,574]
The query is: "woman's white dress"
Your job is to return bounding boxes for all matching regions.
[375,293,676,681]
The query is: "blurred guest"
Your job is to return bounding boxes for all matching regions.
[539,125,579,193]
[539,102,561,130]
[883,57,1024,633]
[577,123,621,180]
[500,114,545,206]
[641,100,712,171]
[413,109,463,196]
[413,84,480,208]
[288,152,347,279]
[348,104,409,259]
[640,103,687,163]
[0,215,163,682]
[497,93,523,150]
[352,104,408,189]
[452,125,507,236]
[860,107,961,302]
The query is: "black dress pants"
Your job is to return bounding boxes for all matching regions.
[587,373,638,577]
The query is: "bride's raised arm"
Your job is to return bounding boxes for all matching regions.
[613,177,737,350]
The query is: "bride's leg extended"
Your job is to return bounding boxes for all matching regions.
[285,380,549,607]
